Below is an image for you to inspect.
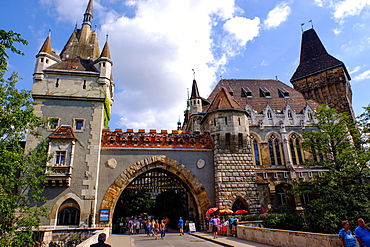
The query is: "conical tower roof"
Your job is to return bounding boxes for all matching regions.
[38,35,60,59]
[290,28,344,82]
[100,41,111,59]
[207,87,243,112]
[190,79,200,99]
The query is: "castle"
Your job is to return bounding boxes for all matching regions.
[25,0,353,242]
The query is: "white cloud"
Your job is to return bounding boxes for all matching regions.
[352,69,370,81]
[97,0,247,131]
[223,17,260,46]
[263,2,291,29]
[333,0,370,20]
[350,66,362,74]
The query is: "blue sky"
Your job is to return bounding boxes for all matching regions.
[2,0,370,131]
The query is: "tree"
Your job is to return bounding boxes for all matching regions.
[293,106,370,234]
[0,30,49,246]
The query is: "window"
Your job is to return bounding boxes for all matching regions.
[276,188,287,206]
[238,133,243,149]
[49,117,60,130]
[40,58,44,62]
[263,172,268,179]
[318,172,323,177]
[55,78,59,88]
[57,207,80,225]
[250,136,261,166]
[289,134,304,165]
[225,133,230,148]
[268,135,283,166]
[300,193,310,205]
[225,117,228,125]
[308,171,312,177]
[260,87,271,97]
[278,88,290,98]
[74,119,84,131]
[55,151,66,166]
[298,172,303,178]
[287,110,292,119]
[83,80,86,89]
[274,172,278,178]
[267,110,272,119]
[284,172,288,178]
[241,87,252,97]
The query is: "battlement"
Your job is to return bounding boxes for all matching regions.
[101,129,213,149]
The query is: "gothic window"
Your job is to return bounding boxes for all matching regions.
[289,134,304,165]
[231,198,248,212]
[250,136,261,166]
[276,188,287,206]
[268,135,283,166]
[57,199,80,226]
[267,110,272,119]
[55,151,66,166]
[287,110,292,119]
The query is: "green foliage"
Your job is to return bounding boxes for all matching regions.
[0,30,28,72]
[0,30,49,246]
[262,207,304,231]
[293,106,370,234]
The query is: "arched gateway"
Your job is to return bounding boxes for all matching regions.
[99,155,211,229]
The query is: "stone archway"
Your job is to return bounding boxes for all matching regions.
[99,155,211,228]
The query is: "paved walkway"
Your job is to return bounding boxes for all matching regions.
[107,232,275,247]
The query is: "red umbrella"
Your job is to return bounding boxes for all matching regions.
[234,210,248,215]
[205,207,218,215]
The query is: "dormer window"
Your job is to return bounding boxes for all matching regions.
[288,110,293,119]
[267,110,272,119]
[278,88,290,98]
[241,87,252,97]
[260,87,271,98]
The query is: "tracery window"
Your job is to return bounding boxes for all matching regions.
[289,134,303,165]
[268,135,283,166]
[57,199,80,225]
[250,135,261,166]
[276,188,287,206]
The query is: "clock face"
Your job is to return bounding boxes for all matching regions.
[197,159,205,169]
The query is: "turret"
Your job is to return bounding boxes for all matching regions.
[33,35,61,81]
[190,79,202,114]
[94,39,113,86]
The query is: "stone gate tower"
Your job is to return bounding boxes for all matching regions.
[185,80,260,213]
[26,0,114,227]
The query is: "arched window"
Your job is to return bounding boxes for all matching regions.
[231,198,249,212]
[57,199,80,225]
[289,134,303,165]
[268,135,283,166]
[276,188,287,206]
[267,110,272,119]
[250,136,261,166]
[287,110,292,119]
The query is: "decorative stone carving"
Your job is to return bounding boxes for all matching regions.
[106,158,117,169]
[197,159,205,169]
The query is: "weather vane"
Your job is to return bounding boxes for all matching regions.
[192,69,195,80]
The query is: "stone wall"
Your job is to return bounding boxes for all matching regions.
[237,225,341,247]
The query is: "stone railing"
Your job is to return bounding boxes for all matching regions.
[76,227,110,247]
[237,225,341,247]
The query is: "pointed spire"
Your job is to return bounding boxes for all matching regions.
[291,28,343,82]
[39,35,53,54]
[83,0,93,27]
[100,40,111,59]
[190,79,200,99]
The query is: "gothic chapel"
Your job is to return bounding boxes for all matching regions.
[26,0,353,241]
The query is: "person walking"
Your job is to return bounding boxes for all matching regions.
[355,218,370,247]
[153,219,159,240]
[90,233,111,247]
[160,220,166,239]
[178,217,184,236]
